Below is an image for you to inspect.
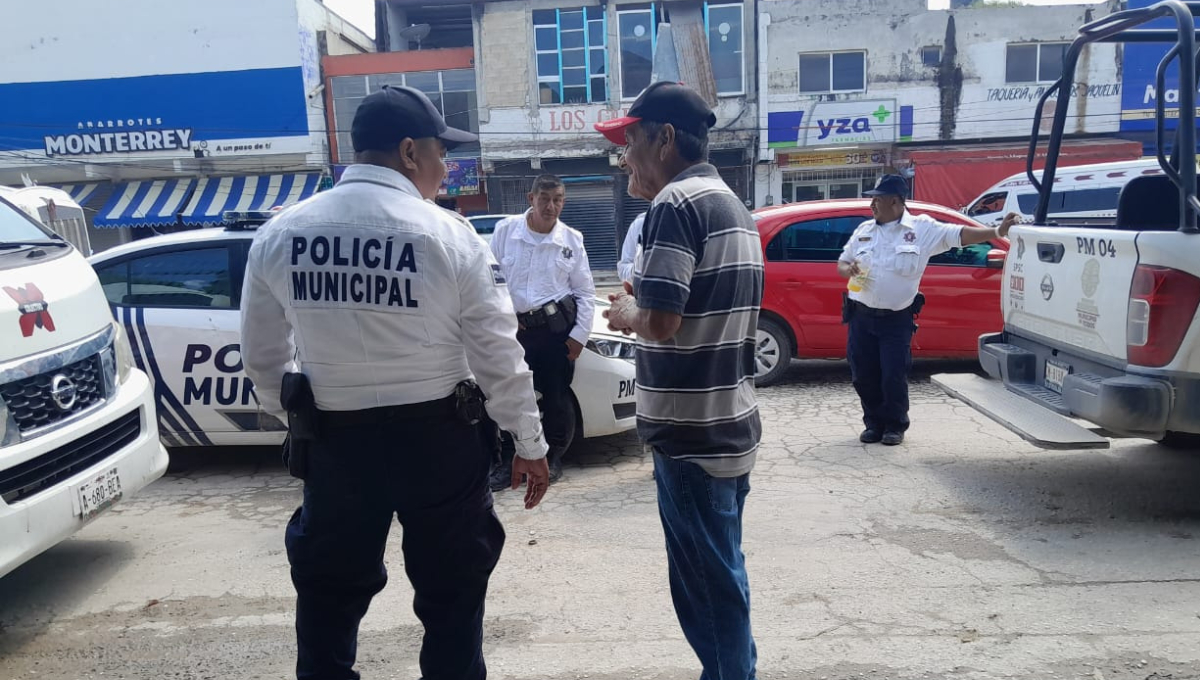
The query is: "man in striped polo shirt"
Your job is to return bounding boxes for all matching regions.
[596,82,764,680]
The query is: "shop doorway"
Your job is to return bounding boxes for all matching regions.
[782,169,883,205]
[789,180,869,203]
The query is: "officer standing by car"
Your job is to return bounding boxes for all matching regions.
[240,85,549,680]
[839,174,1019,446]
[488,174,595,487]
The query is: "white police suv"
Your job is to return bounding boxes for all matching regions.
[87,212,637,448]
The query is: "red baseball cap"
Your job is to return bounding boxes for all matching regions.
[594,81,717,145]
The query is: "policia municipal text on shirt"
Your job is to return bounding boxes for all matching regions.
[837,174,1020,446]
[289,234,420,307]
[240,85,550,680]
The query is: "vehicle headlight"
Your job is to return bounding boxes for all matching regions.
[586,337,637,362]
[112,321,134,385]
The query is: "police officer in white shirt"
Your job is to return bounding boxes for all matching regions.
[838,174,1019,446]
[618,211,646,285]
[240,85,549,680]
[489,175,596,487]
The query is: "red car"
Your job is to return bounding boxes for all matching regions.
[752,199,1008,386]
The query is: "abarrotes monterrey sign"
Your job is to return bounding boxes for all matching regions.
[44,118,192,157]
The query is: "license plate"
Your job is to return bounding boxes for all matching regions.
[1044,359,1071,394]
[77,467,122,520]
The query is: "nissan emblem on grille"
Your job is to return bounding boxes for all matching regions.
[50,375,78,411]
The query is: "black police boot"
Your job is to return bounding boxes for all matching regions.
[882,431,905,446]
[860,428,883,444]
[488,460,513,492]
[547,446,566,485]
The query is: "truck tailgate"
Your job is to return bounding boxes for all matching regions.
[1004,225,1139,360]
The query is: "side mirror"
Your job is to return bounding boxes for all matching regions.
[986,249,1008,269]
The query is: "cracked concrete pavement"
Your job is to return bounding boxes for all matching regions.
[1,359,1199,680]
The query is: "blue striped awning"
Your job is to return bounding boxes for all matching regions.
[180,173,320,226]
[55,183,105,207]
[93,179,197,228]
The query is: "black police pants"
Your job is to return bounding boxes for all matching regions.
[846,309,915,434]
[500,326,577,460]
[285,408,505,680]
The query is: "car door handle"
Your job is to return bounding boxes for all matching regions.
[1037,242,1065,263]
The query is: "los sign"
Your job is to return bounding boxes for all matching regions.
[541,106,631,133]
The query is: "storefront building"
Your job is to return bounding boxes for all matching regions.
[1117,0,1193,157]
[766,99,915,204]
[757,0,1134,212]
[0,0,370,252]
[476,0,757,270]
[323,47,489,214]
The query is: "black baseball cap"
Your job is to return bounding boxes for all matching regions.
[863,174,909,197]
[351,85,477,152]
[594,81,717,145]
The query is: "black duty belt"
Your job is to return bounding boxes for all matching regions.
[850,299,914,317]
[517,295,577,330]
[317,393,456,429]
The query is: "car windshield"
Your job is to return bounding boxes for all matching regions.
[0,196,54,242]
[967,192,1006,217]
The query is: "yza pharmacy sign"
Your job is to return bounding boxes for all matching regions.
[767,100,898,149]
[803,100,896,146]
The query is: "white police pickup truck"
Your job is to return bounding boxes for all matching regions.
[87,211,638,448]
[934,0,1200,450]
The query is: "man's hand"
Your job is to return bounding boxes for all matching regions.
[566,337,584,361]
[604,281,637,334]
[997,212,1022,239]
[604,293,638,335]
[838,260,862,279]
[511,456,549,509]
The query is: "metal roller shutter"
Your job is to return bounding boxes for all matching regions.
[560,179,619,269]
[491,176,533,215]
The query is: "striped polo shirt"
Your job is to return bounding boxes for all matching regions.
[633,163,764,477]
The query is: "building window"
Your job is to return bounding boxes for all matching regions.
[618,7,656,100]
[1006,42,1068,83]
[534,7,607,105]
[706,3,744,95]
[329,69,479,164]
[619,2,743,100]
[921,46,942,68]
[798,51,866,94]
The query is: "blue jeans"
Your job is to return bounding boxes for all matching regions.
[654,451,757,680]
[846,309,916,433]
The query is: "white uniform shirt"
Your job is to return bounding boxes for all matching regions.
[240,164,548,460]
[838,210,964,311]
[617,212,646,285]
[490,210,596,345]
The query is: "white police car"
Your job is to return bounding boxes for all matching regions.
[87,212,637,448]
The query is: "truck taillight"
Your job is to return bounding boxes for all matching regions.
[1127,265,1200,367]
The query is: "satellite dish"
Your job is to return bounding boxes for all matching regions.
[397,23,431,50]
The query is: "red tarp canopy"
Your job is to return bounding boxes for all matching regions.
[904,138,1144,210]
